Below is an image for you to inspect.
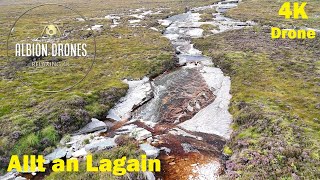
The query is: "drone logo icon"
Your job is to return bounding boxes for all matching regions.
[41,24,62,37]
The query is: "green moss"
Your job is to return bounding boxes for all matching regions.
[200,13,213,22]
[0,106,11,117]
[63,135,72,144]
[223,146,233,156]
[83,139,90,145]
[41,126,59,144]
[238,127,260,139]
[200,24,219,36]
[25,133,40,147]
[13,133,40,155]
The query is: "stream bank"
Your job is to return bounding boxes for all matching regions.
[1,0,255,179]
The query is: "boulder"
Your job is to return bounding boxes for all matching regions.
[181,143,199,153]
[160,147,171,155]
[140,143,160,158]
[143,120,157,128]
[66,149,73,159]
[72,148,87,158]
[116,124,138,135]
[130,128,152,141]
[88,25,103,31]
[85,137,117,152]
[45,147,68,162]
[74,118,108,135]
[147,137,153,144]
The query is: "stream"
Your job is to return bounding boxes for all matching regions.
[107,0,254,179]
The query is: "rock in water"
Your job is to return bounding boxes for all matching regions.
[74,118,108,135]
[44,147,68,162]
[181,143,199,153]
[160,147,171,154]
[129,128,152,141]
[140,143,160,158]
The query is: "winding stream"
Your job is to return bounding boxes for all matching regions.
[108,0,255,179]
[110,0,255,139]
